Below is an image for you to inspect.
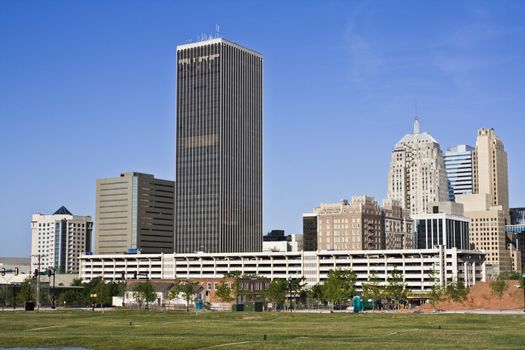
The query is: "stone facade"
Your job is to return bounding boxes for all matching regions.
[386,119,449,216]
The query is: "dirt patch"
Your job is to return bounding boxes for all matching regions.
[420,280,524,311]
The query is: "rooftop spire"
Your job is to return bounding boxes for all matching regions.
[53,206,72,215]
[413,117,420,134]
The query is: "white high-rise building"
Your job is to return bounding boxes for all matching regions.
[387,118,449,216]
[31,206,92,273]
[444,144,474,200]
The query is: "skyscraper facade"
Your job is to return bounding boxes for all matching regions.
[387,119,449,216]
[444,144,474,201]
[31,206,92,273]
[472,128,509,216]
[95,172,175,254]
[455,128,513,274]
[175,38,262,253]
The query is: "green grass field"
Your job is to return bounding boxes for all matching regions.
[0,310,524,349]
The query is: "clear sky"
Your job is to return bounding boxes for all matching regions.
[1,0,524,257]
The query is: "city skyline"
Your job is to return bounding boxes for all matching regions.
[1,1,525,257]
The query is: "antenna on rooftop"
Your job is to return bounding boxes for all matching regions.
[413,116,420,134]
[215,24,220,38]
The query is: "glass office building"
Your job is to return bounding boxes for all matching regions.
[444,145,474,201]
[510,208,525,225]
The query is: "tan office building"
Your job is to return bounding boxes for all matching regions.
[303,197,414,251]
[472,128,510,220]
[383,199,414,249]
[95,172,175,254]
[455,128,513,275]
[456,193,511,274]
[312,196,383,251]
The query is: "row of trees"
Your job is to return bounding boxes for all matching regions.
[0,276,125,308]
[262,268,409,311]
[7,268,522,311]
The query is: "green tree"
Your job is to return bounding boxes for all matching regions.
[286,277,306,310]
[215,279,234,303]
[496,271,522,281]
[133,280,157,310]
[307,284,324,305]
[495,271,524,288]
[224,271,244,303]
[445,279,469,303]
[108,281,126,298]
[385,267,407,309]
[362,273,383,310]
[490,275,508,309]
[169,280,199,312]
[264,279,287,310]
[61,288,86,307]
[93,279,111,307]
[322,269,357,310]
[428,269,444,310]
[0,285,6,306]
[18,277,35,303]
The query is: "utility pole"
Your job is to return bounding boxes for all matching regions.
[32,254,44,311]
[37,254,41,311]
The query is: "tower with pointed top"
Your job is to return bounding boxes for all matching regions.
[386,119,449,216]
[31,207,93,273]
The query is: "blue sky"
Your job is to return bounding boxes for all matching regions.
[1,0,524,257]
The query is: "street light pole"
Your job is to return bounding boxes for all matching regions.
[31,253,45,311]
[51,268,56,309]
[90,293,97,311]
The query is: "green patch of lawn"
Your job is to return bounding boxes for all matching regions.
[0,310,523,349]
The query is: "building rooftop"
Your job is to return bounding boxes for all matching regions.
[396,118,438,146]
[176,37,262,58]
[53,206,72,215]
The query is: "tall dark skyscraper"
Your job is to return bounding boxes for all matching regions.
[175,38,263,253]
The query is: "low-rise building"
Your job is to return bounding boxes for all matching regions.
[79,247,486,292]
[262,231,303,252]
[413,201,470,250]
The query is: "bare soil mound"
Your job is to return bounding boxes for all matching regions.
[420,280,524,311]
